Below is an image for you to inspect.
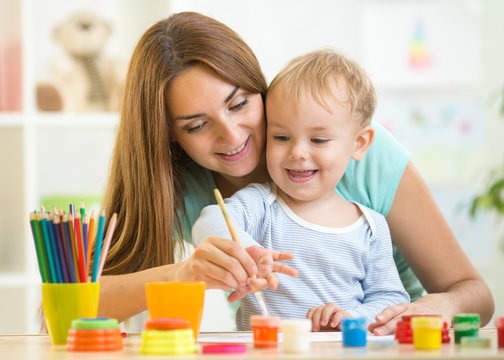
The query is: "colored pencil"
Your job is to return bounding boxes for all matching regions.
[38,212,57,283]
[46,214,64,283]
[29,212,48,282]
[92,208,106,282]
[86,210,95,278]
[52,214,70,283]
[74,213,87,283]
[96,213,117,283]
[80,200,85,220]
[213,189,269,316]
[83,214,88,269]
[62,214,77,283]
[67,210,79,280]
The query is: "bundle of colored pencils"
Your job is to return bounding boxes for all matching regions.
[29,202,117,283]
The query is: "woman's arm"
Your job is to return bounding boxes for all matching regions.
[98,236,297,322]
[369,162,494,335]
[98,237,258,322]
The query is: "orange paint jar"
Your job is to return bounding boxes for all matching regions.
[250,316,281,348]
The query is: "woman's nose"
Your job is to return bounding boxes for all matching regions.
[215,117,241,144]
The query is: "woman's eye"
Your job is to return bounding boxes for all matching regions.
[311,138,329,144]
[273,135,289,141]
[187,123,205,134]
[229,98,249,111]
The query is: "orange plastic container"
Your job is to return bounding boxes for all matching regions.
[250,316,280,348]
[145,281,205,338]
[66,318,123,351]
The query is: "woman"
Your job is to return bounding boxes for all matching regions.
[99,12,494,334]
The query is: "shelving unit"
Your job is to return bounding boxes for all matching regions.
[0,0,135,334]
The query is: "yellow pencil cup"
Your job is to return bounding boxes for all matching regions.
[41,283,100,345]
[411,316,443,350]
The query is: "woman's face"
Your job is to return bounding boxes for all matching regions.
[168,64,266,178]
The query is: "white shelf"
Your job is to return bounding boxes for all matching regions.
[35,112,119,128]
[0,113,24,126]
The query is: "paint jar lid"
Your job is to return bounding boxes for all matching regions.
[202,343,248,354]
[280,319,312,333]
[411,316,443,329]
[145,318,191,330]
[453,313,480,325]
[71,317,118,330]
[250,315,281,328]
[495,317,504,328]
[401,314,441,322]
[340,317,367,331]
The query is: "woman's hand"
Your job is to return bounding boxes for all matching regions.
[368,293,455,335]
[184,238,297,299]
[227,246,298,302]
[306,303,351,331]
[184,236,259,290]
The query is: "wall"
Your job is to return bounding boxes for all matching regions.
[170,0,504,328]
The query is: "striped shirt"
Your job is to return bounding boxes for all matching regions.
[192,182,410,331]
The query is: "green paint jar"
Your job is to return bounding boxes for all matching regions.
[453,313,480,344]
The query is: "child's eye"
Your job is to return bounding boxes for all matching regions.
[229,97,249,111]
[273,135,289,141]
[311,138,329,144]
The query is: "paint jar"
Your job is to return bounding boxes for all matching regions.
[453,313,480,344]
[66,317,123,351]
[395,314,450,344]
[496,317,504,348]
[250,316,281,348]
[341,318,367,347]
[411,316,443,350]
[140,318,196,355]
[280,319,312,353]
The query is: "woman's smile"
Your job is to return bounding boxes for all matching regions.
[216,136,251,161]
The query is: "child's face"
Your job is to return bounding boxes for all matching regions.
[265,85,361,203]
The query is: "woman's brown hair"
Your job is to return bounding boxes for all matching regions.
[102,12,267,274]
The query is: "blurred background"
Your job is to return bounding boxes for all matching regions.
[0,0,503,334]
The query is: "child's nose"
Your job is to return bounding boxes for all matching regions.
[288,142,309,161]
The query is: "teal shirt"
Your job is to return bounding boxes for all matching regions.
[180,123,424,302]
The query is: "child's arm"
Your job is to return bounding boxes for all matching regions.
[192,185,297,298]
[347,213,410,324]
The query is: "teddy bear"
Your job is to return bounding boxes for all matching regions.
[36,12,125,112]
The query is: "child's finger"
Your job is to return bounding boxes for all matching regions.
[266,273,279,290]
[321,304,340,327]
[330,310,349,329]
[272,262,298,277]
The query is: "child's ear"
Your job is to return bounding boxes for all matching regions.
[352,125,374,161]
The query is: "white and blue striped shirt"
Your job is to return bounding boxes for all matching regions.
[192,182,410,331]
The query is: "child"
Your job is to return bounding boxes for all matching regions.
[192,49,410,331]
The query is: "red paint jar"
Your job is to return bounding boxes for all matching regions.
[496,317,504,348]
[250,316,281,348]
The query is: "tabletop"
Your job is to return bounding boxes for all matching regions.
[0,328,503,360]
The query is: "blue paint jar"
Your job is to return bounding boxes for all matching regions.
[341,318,367,347]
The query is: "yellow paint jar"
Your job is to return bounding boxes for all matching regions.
[411,316,443,350]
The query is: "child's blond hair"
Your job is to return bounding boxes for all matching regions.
[268,49,376,126]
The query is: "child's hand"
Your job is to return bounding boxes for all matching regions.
[227,245,298,302]
[306,303,351,331]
